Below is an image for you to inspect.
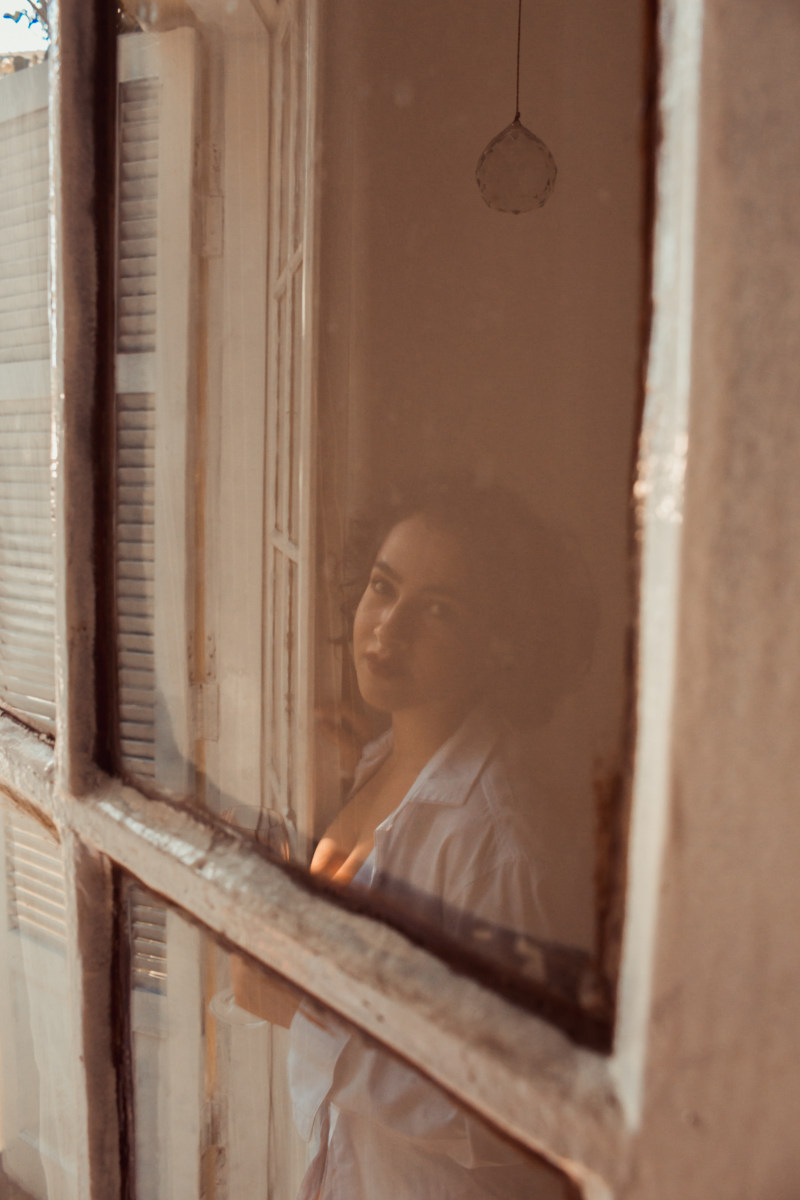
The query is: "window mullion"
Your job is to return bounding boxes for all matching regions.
[51,0,116,794]
[60,828,121,1199]
[48,2,123,1197]
[67,770,623,1188]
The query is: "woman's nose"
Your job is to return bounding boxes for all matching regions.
[376,600,414,646]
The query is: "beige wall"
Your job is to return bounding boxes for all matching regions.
[317,0,647,948]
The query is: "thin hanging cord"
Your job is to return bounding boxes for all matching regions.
[514,0,522,121]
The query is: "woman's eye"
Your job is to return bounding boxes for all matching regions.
[369,576,391,596]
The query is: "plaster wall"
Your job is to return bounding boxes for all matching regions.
[627,3,800,1194]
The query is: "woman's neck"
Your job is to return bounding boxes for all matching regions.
[389,703,469,775]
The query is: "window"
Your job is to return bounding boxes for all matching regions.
[0,59,53,735]
[0,0,705,1196]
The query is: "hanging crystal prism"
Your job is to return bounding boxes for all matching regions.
[476,0,557,213]
[476,118,556,212]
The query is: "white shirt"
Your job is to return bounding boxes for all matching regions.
[289,710,557,1199]
[351,707,548,942]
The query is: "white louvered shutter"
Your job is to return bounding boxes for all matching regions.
[115,30,198,795]
[114,32,206,1199]
[0,805,76,1199]
[0,72,72,1196]
[0,64,54,736]
[127,884,171,1200]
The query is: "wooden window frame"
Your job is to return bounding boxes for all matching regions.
[0,0,704,1195]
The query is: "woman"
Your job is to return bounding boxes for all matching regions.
[307,475,578,942]
[236,476,592,1198]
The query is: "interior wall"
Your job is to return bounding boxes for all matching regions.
[317,0,647,948]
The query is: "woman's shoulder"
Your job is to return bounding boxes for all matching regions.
[410,711,538,854]
[447,711,531,812]
[367,711,547,938]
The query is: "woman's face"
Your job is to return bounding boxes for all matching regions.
[352,514,487,720]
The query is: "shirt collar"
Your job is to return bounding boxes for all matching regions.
[352,708,501,809]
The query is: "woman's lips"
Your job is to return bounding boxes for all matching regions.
[362,650,404,680]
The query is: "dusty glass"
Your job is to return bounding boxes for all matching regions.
[110,0,647,1004]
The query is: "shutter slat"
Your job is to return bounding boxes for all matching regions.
[118,580,156,599]
[0,273,47,302]
[10,855,63,888]
[130,885,167,992]
[119,669,156,691]
[119,278,157,301]
[0,691,55,718]
[118,314,156,337]
[0,306,50,334]
[120,158,158,182]
[0,228,49,262]
[118,467,155,485]
[119,334,155,353]
[120,687,157,710]
[0,83,49,385]
[123,78,160,104]
[121,100,158,123]
[118,485,155,506]
[117,524,155,543]
[120,218,157,241]
[116,375,156,777]
[121,199,158,223]
[0,253,48,281]
[117,77,159,358]
[117,405,155,426]
[0,110,48,142]
[0,86,55,754]
[0,199,48,231]
[5,810,67,949]
[0,171,49,209]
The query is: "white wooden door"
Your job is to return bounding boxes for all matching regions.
[263,0,318,860]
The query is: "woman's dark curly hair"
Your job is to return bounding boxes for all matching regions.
[340,474,596,728]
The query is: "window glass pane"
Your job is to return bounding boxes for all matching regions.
[124,876,579,1200]
[0,46,55,737]
[111,0,646,1014]
[0,800,77,1200]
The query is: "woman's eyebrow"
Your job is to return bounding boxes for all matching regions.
[373,559,464,600]
[373,558,402,582]
[420,584,462,600]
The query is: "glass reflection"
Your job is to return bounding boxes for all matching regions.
[126,879,576,1200]
[308,478,591,952]
[111,0,645,995]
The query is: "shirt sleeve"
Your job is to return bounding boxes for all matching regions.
[288,1003,351,1140]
